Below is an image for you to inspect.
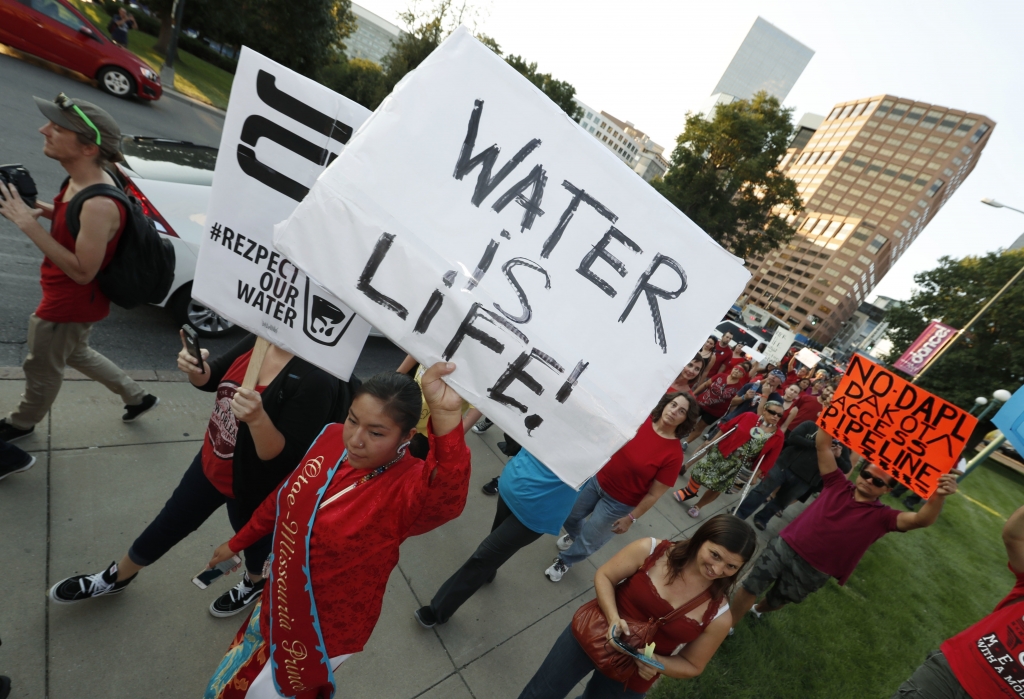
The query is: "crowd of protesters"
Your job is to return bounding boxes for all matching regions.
[0,93,985,699]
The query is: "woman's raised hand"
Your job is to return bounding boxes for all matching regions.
[420,362,463,437]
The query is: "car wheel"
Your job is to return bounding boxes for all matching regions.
[98,66,135,98]
[170,285,236,338]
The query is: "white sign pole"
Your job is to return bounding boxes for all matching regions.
[274,28,750,485]
[194,48,373,380]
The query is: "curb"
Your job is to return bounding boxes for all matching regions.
[161,87,226,117]
[0,367,189,382]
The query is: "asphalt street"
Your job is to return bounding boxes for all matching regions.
[0,50,404,377]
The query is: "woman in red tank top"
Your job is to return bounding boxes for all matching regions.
[518,515,757,698]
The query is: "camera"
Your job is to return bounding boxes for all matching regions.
[0,164,38,209]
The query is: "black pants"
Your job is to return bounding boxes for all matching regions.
[429,494,541,623]
[128,450,271,577]
[735,466,812,526]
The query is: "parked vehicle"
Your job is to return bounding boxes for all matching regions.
[113,136,232,335]
[710,321,773,354]
[0,0,162,100]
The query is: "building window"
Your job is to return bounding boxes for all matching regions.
[827,107,842,120]
[972,124,990,143]
[926,179,945,197]
[840,105,855,119]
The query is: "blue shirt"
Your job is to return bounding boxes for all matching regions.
[498,449,580,536]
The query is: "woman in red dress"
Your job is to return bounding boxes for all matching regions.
[203,362,472,699]
[518,515,757,698]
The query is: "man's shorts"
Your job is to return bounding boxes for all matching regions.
[891,650,971,699]
[741,536,831,608]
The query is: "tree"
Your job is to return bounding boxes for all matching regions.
[377,1,583,119]
[241,0,352,77]
[881,249,1024,409]
[504,55,583,120]
[652,92,803,259]
[318,57,389,110]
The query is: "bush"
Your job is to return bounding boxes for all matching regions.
[317,57,387,110]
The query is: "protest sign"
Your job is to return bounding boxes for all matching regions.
[274,28,750,486]
[794,347,821,369]
[818,354,977,498]
[892,320,957,377]
[193,48,372,379]
[762,329,796,365]
[993,386,1024,458]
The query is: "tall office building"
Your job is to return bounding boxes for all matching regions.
[704,17,814,114]
[344,3,402,65]
[740,95,995,342]
[575,99,670,181]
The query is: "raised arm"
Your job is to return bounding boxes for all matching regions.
[897,474,958,531]
[815,428,838,477]
[1004,505,1024,574]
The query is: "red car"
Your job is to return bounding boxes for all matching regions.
[0,0,161,100]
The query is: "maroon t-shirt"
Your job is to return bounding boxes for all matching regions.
[780,469,901,584]
[942,565,1024,698]
[788,393,824,428]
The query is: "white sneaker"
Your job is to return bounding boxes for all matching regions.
[751,604,764,620]
[545,558,569,582]
[687,506,701,518]
[555,534,573,551]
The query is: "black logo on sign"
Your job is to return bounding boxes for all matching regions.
[237,69,354,202]
[303,278,356,346]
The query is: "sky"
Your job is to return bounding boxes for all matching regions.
[356,0,1024,303]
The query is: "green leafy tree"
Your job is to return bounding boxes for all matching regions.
[240,0,352,77]
[881,249,1024,408]
[318,57,389,110]
[504,55,582,120]
[652,92,803,259]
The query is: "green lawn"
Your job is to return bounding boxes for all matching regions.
[67,0,233,109]
[652,459,1022,699]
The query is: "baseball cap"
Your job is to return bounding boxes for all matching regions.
[34,93,123,163]
[769,369,786,381]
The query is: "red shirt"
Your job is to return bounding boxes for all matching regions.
[942,565,1024,698]
[714,412,785,474]
[36,185,126,323]
[713,342,732,369]
[696,373,744,418]
[596,417,684,507]
[230,422,471,656]
[200,350,265,498]
[781,469,901,584]
[787,393,824,429]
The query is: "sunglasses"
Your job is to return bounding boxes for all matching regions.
[859,469,892,488]
[56,93,101,146]
[765,410,782,417]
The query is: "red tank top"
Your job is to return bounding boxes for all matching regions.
[36,185,126,323]
[615,539,724,693]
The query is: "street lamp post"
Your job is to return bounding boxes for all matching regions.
[162,0,187,80]
[910,198,1024,384]
[959,389,1014,481]
[969,396,988,415]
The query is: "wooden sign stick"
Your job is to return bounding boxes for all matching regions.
[241,337,271,389]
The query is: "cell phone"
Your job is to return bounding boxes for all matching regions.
[192,555,241,589]
[181,324,205,374]
[609,625,666,670]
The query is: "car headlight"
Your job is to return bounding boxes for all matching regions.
[140,67,158,81]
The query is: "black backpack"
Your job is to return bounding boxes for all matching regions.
[65,181,176,309]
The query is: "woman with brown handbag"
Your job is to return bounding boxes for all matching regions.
[518,515,757,698]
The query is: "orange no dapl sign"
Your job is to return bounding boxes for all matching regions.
[818,354,977,498]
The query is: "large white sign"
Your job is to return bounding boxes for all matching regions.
[194,48,372,379]
[762,328,796,364]
[274,28,750,485]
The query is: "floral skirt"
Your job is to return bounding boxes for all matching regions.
[690,446,747,493]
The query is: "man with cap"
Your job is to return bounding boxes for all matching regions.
[0,94,158,445]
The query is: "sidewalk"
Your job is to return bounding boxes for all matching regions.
[0,377,805,699]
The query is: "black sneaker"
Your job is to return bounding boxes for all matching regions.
[0,419,33,443]
[414,605,440,628]
[0,675,10,699]
[209,572,265,617]
[49,561,136,603]
[471,418,493,433]
[0,453,36,482]
[482,476,499,495]
[123,394,159,423]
